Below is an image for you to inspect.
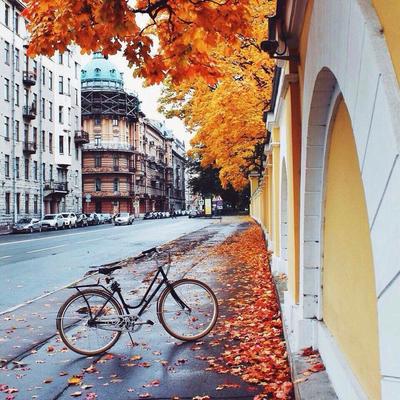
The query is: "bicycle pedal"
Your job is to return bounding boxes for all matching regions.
[146,320,154,325]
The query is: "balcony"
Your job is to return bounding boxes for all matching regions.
[82,141,134,153]
[74,130,89,145]
[23,104,37,121]
[23,141,37,155]
[82,166,132,174]
[85,190,131,198]
[44,181,68,197]
[23,71,36,86]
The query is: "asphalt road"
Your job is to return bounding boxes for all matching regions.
[0,217,214,313]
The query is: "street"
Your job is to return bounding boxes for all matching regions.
[0,217,288,400]
[0,218,214,314]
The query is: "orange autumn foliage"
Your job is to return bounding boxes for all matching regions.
[159,0,276,190]
[212,223,293,400]
[23,0,256,84]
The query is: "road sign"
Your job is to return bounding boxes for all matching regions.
[85,194,91,203]
[198,199,204,206]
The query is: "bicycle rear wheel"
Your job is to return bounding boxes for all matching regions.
[56,289,123,356]
[157,279,218,341]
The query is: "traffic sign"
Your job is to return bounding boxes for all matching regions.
[85,194,92,203]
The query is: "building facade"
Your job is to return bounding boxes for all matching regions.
[0,0,82,228]
[81,54,185,216]
[81,53,140,215]
[249,1,400,399]
[170,137,186,211]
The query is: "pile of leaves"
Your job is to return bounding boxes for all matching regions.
[211,223,293,400]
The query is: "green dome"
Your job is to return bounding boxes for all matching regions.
[81,53,124,90]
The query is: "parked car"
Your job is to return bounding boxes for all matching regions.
[114,212,134,225]
[143,212,153,220]
[12,217,42,233]
[188,210,201,218]
[41,214,64,230]
[85,213,100,226]
[61,212,77,228]
[100,213,112,223]
[76,213,88,227]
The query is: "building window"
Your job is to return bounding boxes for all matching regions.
[74,61,79,78]
[68,107,71,125]
[58,106,63,123]
[4,116,9,140]
[68,136,71,155]
[4,78,9,101]
[58,75,63,94]
[24,123,29,142]
[94,135,101,146]
[42,66,45,84]
[33,127,37,145]
[33,194,38,214]
[42,162,45,181]
[33,161,38,180]
[4,4,9,27]
[5,193,10,214]
[67,78,71,95]
[5,155,10,177]
[75,147,79,161]
[14,11,19,34]
[49,132,53,153]
[112,119,118,126]
[16,193,20,214]
[4,41,9,64]
[58,52,63,64]
[59,135,64,154]
[113,154,119,168]
[42,131,45,151]
[15,83,19,106]
[95,178,101,192]
[49,71,53,90]
[49,101,53,121]
[41,98,45,119]
[49,164,53,181]
[15,120,19,141]
[94,154,102,167]
[25,193,29,214]
[15,157,19,179]
[14,48,19,71]
[113,178,119,192]
[94,118,101,126]
[24,158,29,180]
[75,88,79,105]
[33,60,37,76]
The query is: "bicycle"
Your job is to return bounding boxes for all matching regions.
[56,247,219,356]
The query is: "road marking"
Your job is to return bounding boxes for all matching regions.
[27,244,66,254]
[0,255,11,260]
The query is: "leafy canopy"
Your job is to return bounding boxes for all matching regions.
[159,0,275,190]
[23,0,255,84]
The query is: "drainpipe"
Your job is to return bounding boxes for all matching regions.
[38,56,43,219]
[11,4,16,223]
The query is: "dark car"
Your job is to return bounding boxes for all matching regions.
[85,213,100,226]
[12,217,42,233]
[76,213,88,227]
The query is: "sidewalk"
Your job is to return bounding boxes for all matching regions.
[1,216,293,400]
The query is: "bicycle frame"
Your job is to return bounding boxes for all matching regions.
[69,263,177,323]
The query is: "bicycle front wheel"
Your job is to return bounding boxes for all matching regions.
[56,289,123,356]
[157,279,218,341]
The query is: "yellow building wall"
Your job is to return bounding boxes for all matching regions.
[323,100,381,400]
[372,0,400,84]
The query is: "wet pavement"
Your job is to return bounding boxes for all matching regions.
[0,217,266,400]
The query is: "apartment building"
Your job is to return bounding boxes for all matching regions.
[0,0,82,228]
[170,137,186,212]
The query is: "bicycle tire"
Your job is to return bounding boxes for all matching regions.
[157,279,218,341]
[56,289,123,356]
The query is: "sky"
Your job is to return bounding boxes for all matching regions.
[80,53,190,146]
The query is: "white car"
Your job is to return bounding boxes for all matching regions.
[114,212,134,226]
[41,214,65,230]
[61,212,77,228]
